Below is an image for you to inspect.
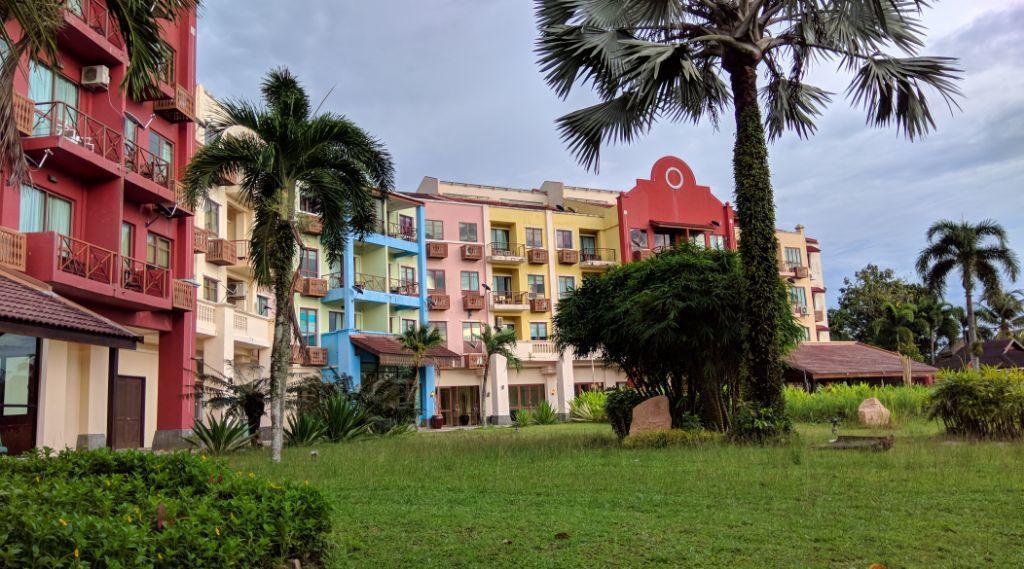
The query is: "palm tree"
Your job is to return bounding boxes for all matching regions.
[978,291,1024,341]
[870,301,923,360]
[915,296,960,364]
[182,68,395,462]
[916,220,1020,368]
[398,324,445,423]
[1,0,199,183]
[534,1,961,420]
[477,324,522,425]
[193,361,271,444]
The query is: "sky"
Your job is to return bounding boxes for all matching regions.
[196,1,1024,308]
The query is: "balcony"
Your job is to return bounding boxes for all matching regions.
[427,241,448,259]
[291,344,328,367]
[23,102,122,179]
[0,227,27,271]
[631,249,654,262]
[389,278,419,297]
[527,248,548,264]
[59,0,127,65]
[232,311,272,349]
[196,301,216,337]
[492,291,529,311]
[428,292,450,310]
[153,85,195,123]
[298,212,322,235]
[172,182,193,216]
[124,141,175,205]
[779,262,809,279]
[206,239,237,266]
[120,255,169,299]
[515,341,560,362]
[380,220,417,242]
[529,297,550,313]
[353,272,387,293]
[232,240,250,264]
[462,292,485,311]
[815,310,825,323]
[461,244,483,261]
[557,249,579,265]
[487,243,525,265]
[172,280,196,311]
[14,93,33,136]
[465,353,486,369]
[193,228,209,253]
[580,248,617,270]
[298,276,328,298]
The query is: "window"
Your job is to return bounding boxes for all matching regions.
[490,227,510,248]
[508,384,545,416]
[427,269,446,291]
[430,322,447,343]
[121,222,134,258]
[203,277,219,302]
[689,232,706,249]
[328,310,344,331]
[203,199,220,235]
[575,383,603,397]
[801,326,811,341]
[19,185,71,235]
[146,234,171,268]
[784,247,803,268]
[401,318,416,333]
[789,286,808,309]
[298,190,317,214]
[710,235,726,250]
[155,41,175,85]
[124,117,139,146]
[529,322,548,341]
[462,322,483,342]
[257,295,271,317]
[555,229,573,249]
[630,229,649,249]
[425,220,444,240]
[558,276,575,299]
[459,222,478,242]
[460,271,479,292]
[148,131,174,169]
[580,234,597,254]
[527,274,545,297]
[492,275,512,293]
[0,335,39,422]
[653,233,672,250]
[299,308,318,347]
[299,248,318,278]
[525,227,543,248]
[28,62,78,137]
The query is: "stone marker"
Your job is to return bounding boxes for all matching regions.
[629,395,672,436]
[857,397,891,427]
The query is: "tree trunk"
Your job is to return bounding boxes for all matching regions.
[269,270,293,462]
[411,364,421,427]
[724,53,785,415]
[965,285,979,368]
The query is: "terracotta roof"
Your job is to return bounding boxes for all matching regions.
[0,270,139,349]
[350,334,463,368]
[785,341,938,379]
[935,339,1024,370]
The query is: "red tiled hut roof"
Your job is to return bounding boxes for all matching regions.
[935,339,1024,370]
[785,341,938,380]
[350,334,463,368]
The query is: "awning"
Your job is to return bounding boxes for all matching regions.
[649,220,716,231]
[0,270,139,349]
[350,334,464,369]
[806,244,821,253]
[811,286,826,293]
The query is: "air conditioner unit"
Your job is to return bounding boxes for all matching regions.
[494,316,505,328]
[81,65,111,92]
[227,282,247,301]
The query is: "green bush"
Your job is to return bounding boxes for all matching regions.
[622,428,719,449]
[605,388,646,439]
[318,394,372,442]
[532,400,559,425]
[570,390,608,422]
[729,405,793,442]
[928,367,1024,439]
[784,383,931,424]
[513,408,533,428]
[185,414,253,455]
[285,412,327,446]
[0,449,330,567]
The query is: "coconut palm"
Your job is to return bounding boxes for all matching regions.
[916,220,1020,368]
[915,295,960,364]
[182,68,395,462]
[870,301,923,360]
[978,291,1024,341]
[476,324,522,425]
[1,0,199,183]
[534,0,962,420]
[398,324,445,423]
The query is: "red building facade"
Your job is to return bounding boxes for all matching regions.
[1,5,198,450]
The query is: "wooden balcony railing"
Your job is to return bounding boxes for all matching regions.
[465,353,486,369]
[153,85,195,123]
[29,101,123,164]
[527,248,549,264]
[428,292,450,310]
[557,249,579,264]
[291,344,328,366]
[326,271,343,290]
[427,241,448,259]
[529,297,550,312]
[120,256,168,298]
[14,92,33,135]
[124,141,171,189]
[389,278,419,296]
[0,227,27,271]
[172,279,196,311]
[206,238,237,266]
[300,277,328,297]
[66,0,125,49]
[173,181,192,215]
[58,235,117,285]
[298,212,322,235]
[193,228,209,253]
[493,291,529,306]
[461,244,483,261]
[462,292,485,311]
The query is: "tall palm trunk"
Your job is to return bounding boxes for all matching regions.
[725,54,785,414]
[964,283,979,369]
[270,269,293,463]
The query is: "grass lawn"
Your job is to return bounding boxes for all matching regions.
[228,422,1024,568]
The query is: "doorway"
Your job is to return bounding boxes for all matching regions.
[438,386,481,427]
[110,375,145,449]
[0,335,40,455]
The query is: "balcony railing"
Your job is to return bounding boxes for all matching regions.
[326,271,343,289]
[426,241,448,258]
[0,227,27,271]
[461,244,483,261]
[58,235,117,285]
[380,220,417,242]
[197,301,215,325]
[493,291,529,306]
[120,256,169,298]
[173,182,192,215]
[153,85,195,123]
[14,93,33,135]
[30,102,122,164]
[291,344,327,366]
[298,212,322,235]
[580,248,617,264]
[299,277,328,297]
[172,279,195,311]
[193,228,209,253]
[206,239,237,266]
[462,292,485,311]
[427,292,450,310]
[527,248,548,264]
[66,0,125,49]
[487,242,524,259]
[557,249,579,264]
[389,278,419,296]
[232,240,250,263]
[353,272,387,293]
[529,297,550,312]
[124,141,171,189]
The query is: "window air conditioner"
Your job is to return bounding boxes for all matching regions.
[81,65,111,92]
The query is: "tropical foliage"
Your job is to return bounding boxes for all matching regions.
[535,0,961,426]
[569,390,608,423]
[183,68,395,462]
[316,394,372,442]
[284,412,327,447]
[978,290,1024,341]
[604,388,647,439]
[185,414,254,456]
[532,400,559,425]
[398,324,445,419]
[783,383,930,424]
[928,367,1024,439]
[477,323,522,425]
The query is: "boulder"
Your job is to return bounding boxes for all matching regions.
[629,395,672,436]
[857,397,891,427]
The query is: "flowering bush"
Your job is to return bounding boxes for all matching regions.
[0,449,330,567]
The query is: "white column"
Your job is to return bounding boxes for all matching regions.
[490,354,511,424]
[555,352,575,417]
[79,345,110,448]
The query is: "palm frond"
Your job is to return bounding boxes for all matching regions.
[761,78,833,140]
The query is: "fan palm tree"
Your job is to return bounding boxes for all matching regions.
[1,0,199,183]
[398,324,445,423]
[870,301,923,360]
[978,291,1024,341]
[916,220,1020,368]
[182,68,395,462]
[477,324,522,425]
[534,0,961,419]
[915,295,960,365]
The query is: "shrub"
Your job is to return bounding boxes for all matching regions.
[729,405,793,442]
[185,414,253,455]
[928,367,1024,439]
[784,383,931,424]
[513,408,533,428]
[605,388,646,439]
[570,390,608,422]
[0,449,330,567]
[622,428,719,449]
[285,412,326,447]
[318,394,371,442]
[532,400,559,425]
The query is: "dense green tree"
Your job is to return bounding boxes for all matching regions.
[476,324,522,424]
[534,1,961,421]
[830,264,927,341]
[869,301,924,360]
[915,295,960,364]
[398,325,445,421]
[917,220,1020,368]
[183,69,395,462]
[978,291,1024,341]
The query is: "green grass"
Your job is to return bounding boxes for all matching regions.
[228,423,1024,568]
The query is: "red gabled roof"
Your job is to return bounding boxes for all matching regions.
[785,341,938,379]
[350,334,463,368]
[935,339,1024,370]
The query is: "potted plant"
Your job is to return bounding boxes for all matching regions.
[458,392,471,426]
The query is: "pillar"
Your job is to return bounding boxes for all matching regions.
[153,310,196,450]
[419,365,436,423]
[555,352,575,419]
[76,345,111,449]
[489,354,511,425]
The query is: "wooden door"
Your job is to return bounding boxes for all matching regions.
[110,376,144,449]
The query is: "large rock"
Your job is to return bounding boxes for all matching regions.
[629,395,672,436]
[857,397,892,427]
